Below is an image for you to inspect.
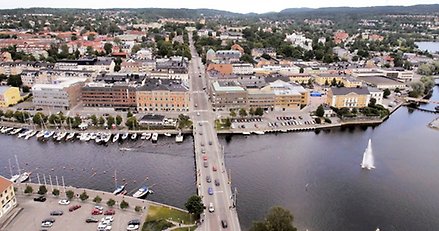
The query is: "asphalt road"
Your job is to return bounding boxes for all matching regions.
[188,34,241,231]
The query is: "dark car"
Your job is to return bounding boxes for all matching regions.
[104,209,115,215]
[85,217,99,223]
[42,218,55,223]
[214,179,220,186]
[50,210,63,216]
[128,219,141,225]
[206,175,212,183]
[34,196,46,202]
[221,220,228,228]
[69,205,81,212]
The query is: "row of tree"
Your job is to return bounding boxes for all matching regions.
[230,108,264,117]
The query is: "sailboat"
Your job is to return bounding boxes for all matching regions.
[15,155,31,183]
[112,170,125,195]
[9,159,20,183]
[175,132,184,143]
[361,139,375,170]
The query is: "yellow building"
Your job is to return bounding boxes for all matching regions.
[0,86,20,108]
[0,176,17,219]
[314,74,362,88]
[136,79,189,112]
[268,80,309,111]
[326,87,371,108]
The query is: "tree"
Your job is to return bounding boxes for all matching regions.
[230,110,237,117]
[7,75,22,87]
[249,108,255,116]
[116,115,123,125]
[93,195,102,204]
[324,79,329,86]
[126,117,138,130]
[299,67,304,73]
[37,185,47,195]
[24,185,33,194]
[351,108,358,114]
[185,195,204,219]
[80,191,89,201]
[107,116,115,127]
[127,111,133,118]
[369,98,377,107]
[90,115,98,126]
[66,190,75,200]
[135,206,142,213]
[315,104,325,117]
[330,78,337,87]
[98,116,105,127]
[33,112,47,126]
[107,198,116,207]
[383,89,391,98]
[120,200,129,209]
[255,107,264,116]
[239,108,247,117]
[249,206,297,231]
[104,43,113,55]
[52,188,60,196]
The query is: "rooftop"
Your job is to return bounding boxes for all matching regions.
[212,81,245,92]
[32,78,87,91]
[0,175,12,192]
[331,87,370,95]
[0,86,16,95]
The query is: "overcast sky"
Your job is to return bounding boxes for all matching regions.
[1,0,438,13]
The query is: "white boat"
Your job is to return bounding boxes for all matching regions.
[2,127,13,134]
[131,133,137,140]
[242,132,251,135]
[102,134,111,144]
[90,133,97,140]
[18,130,30,138]
[254,131,265,135]
[140,133,148,140]
[361,139,375,170]
[65,132,76,141]
[133,185,153,198]
[43,131,55,139]
[113,185,125,195]
[175,133,184,143]
[56,132,67,141]
[95,136,102,144]
[152,133,158,143]
[8,159,20,183]
[25,130,38,140]
[112,133,120,143]
[36,130,45,138]
[10,128,22,135]
[121,133,129,140]
[145,133,152,140]
[164,132,172,137]
[19,172,31,183]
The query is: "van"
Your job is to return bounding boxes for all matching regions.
[221,220,228,228]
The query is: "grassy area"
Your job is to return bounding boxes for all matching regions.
[173,226,198,231]
[215,118,231,130]
[146,205,194,224]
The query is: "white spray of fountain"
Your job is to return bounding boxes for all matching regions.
[361,139,375,170]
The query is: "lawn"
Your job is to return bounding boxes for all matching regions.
[146,205,194,225]
[173,226,198,231]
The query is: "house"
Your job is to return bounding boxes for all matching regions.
[0,176,17,219]
[197,29,216,37]
[0,86,20,108]
[268,80,309,111]
[210,81,247,111]
[323,104,336,117]
[231,44,245,54]
[139,114,166,126]
[333,31,349,44]
[215,50,242,63]
[251,48,276,58]
[136,79,189,112]
[207,63,233,76]
[368,87,384,105]
[326,87,371,108]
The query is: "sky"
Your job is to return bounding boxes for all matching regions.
[0,0,438,13]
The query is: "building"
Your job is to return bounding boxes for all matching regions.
[268,80,309,111]
[251,48,276,58]
[357,76,406,90]
[21,69,95,87]
[215,50,242,63]
[54,58,115,74]
[368,87,384,105]
[81,83,137,109]
[232,63,254,75]
[210,81,247,111]
[285,33,313,50]
[0,86,20,108]
[327,87,371,108]
[381,68,414,82]
[139,114,166,126]
[136,79,189,112]
[32,78,87,109]
[247,87,275,111]
[207,63,233,76]
[0,176,16,219]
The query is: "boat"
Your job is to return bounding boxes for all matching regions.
[435,106,439,112]
[43,131,55,139]
[8,159,20,183]
[131,133,137,140]
[140,133,148,140]
[89,133,97,140]
[65,132,76,141]
[95,135,102,144]
[19,172,31,183]
[121,133,129,140]
[10,128,23,135]
[2,127,13,134]
[25,130,38,140]
[152,133,158,143]
[133,185,153,198]
[113,170,125,195]
[361,139,375,170]
[163,132,172,137]
[242,131,251,135]
[56,132,67,141]
[175,133,184,143]
[102,133,111,144]
[112,133,120,143]
[17,129,30,138]
[145,133,152,140]
[36,130,45,139]
[254,131,265,135]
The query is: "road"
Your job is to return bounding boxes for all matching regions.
[188,34,241,231]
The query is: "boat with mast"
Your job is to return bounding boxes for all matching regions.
[175,132,183,143]
[15,155,31,183]
[361,139,375,170]
[9,159,20,183]
[112,170,125,195]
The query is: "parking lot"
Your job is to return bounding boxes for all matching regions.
[7,195,144,231]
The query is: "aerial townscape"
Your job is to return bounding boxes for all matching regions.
[0,1,439,231]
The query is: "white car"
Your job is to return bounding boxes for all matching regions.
[58,199,70,205]
[127,224,139,230]
[94,205,104,211]
[208,203,215,213]
[41,221,53,227]
[102,216,114,223]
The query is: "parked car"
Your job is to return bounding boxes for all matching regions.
[85,217,99,223]
[212,165,217,171]
[50,210,63,216]
[58,199,70,205]
[41,221,53,228]
[42,218,55,223]
[92,208,103,215]
[94,205,104,211]
[69,205,81,212]
[214,179,220,186]
[206,175,211,183]
[221,220,228,228]
[104,209,115,215]
[128,219,141,225]
[34,196,46,202]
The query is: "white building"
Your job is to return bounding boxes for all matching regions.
[285,33,313,51]
[32,78,87,109]
[232,63,254,75]
[0,176,16,220]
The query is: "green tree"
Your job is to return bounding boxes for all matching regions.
[330,78,337,87]
[324,79,329,86]
[107,198,116,207]
[127,111,133,118]
[120,200,129,209]
[299,67,304,73]
[52,188,60,196]
[185,195,204,219]
[369,98,377,107]
[255,107,264,116]
[249,206,297,231]
[33,112,47,126]
[230,110,237,117]
[239,108,247,117]
[90,115,98,126]
[98,116,105,126]
[134,206,142,213]
[315,104,325,117]
[7,75,22,87]
[66,190,75,200]
[383,88,391,98]
[104,43,113,55]
[93,195,102,204]
[126,117,138,130]
[116,115,123,126]
[4,110,14,119]
[24,185,33,194]
[80,191,89,201]
[249,108,255,116]
[37,185,47,195]
[107,116,115,127]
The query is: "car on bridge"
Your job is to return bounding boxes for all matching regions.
[208,187,213,195]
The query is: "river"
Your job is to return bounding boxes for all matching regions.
[1,86,439,231]
[416,41,439,53]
